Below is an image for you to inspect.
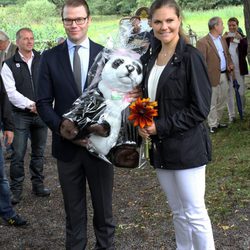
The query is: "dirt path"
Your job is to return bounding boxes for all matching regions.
[0,131,249,249]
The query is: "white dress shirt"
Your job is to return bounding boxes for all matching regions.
[209,33,227,71]
[67,38,90,91]
[1,51,35,110]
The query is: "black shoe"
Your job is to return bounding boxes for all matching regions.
[218,123,228,128]
[210,127,217,133]
[11,191,22,205]
[6,214,27,227]
[32,185,51,197]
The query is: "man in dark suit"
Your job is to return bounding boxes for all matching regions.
[0,31,17,160]
[37,1,115,249]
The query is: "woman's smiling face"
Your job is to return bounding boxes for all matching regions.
[150,6,181,45]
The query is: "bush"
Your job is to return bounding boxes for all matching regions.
[21,0,57,23]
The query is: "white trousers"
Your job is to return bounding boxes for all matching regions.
[227,70,246,120]
[156,166,215,250]
[208,73,229,128]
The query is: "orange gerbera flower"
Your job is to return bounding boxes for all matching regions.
[128,98,158,128]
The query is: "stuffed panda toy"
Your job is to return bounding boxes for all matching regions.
[60,49,143,165]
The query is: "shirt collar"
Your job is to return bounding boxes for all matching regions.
[209,33,221,40]
[18,51,34,62]
[67,37,90,50]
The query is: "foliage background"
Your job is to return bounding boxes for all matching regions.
[0,0,246,51]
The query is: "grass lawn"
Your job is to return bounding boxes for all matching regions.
[205,82,250,226]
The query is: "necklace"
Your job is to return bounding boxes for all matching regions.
[159,51,168,57]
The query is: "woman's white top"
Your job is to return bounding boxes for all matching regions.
[229,42,240,72]
[147,61,165,101]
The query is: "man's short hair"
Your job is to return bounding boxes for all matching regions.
[0,30,9,41]
[16,28,33,40]
[61,0,90,18]
[208,17,221,31]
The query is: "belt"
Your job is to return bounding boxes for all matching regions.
[221,70,227,73]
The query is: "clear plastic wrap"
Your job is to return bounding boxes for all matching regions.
[62,18,152,166]
[62,48,143,166]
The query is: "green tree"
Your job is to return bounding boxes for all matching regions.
[21,0,57,23]
[0,0,18,5]
[89,0,118,15]
[178,0,242,10]
[47,0,64,9]
[117,0,138,15]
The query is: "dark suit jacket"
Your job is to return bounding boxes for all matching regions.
[143,37,211,170]
[36,39,103,162]
[0,76,14,131]
[196,34,233,87]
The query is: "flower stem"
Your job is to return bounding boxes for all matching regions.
[145,138,152,161]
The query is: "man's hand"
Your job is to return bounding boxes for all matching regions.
[29,103,38,114]
[60,119,79,140]
[86,122,110,137]
[3,131,14,145]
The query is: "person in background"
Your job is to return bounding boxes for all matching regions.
[0,75,27,227]
[1,28,49,205]
[223,17,248,122]
[127,16,152,54]
[0,30,17,160]
[196,16,234,133]
[139,0,215,249]
[0,30,17,71]
[56,37,65,45]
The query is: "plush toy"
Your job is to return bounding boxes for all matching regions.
[60,49,143,166]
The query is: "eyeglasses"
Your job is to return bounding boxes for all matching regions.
[62,17,88,26]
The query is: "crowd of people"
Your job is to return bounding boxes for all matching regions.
[0,0,248,249]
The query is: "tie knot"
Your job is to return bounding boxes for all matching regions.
[74,45,81,52]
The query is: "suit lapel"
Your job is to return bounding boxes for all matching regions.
[206,35,220,59]
[59,42,81,96]
[221,38,229,64]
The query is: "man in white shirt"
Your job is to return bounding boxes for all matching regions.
[197,17,234,133]
[1,28,49,205]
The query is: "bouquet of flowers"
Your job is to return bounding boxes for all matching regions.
[128,98,158,164]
